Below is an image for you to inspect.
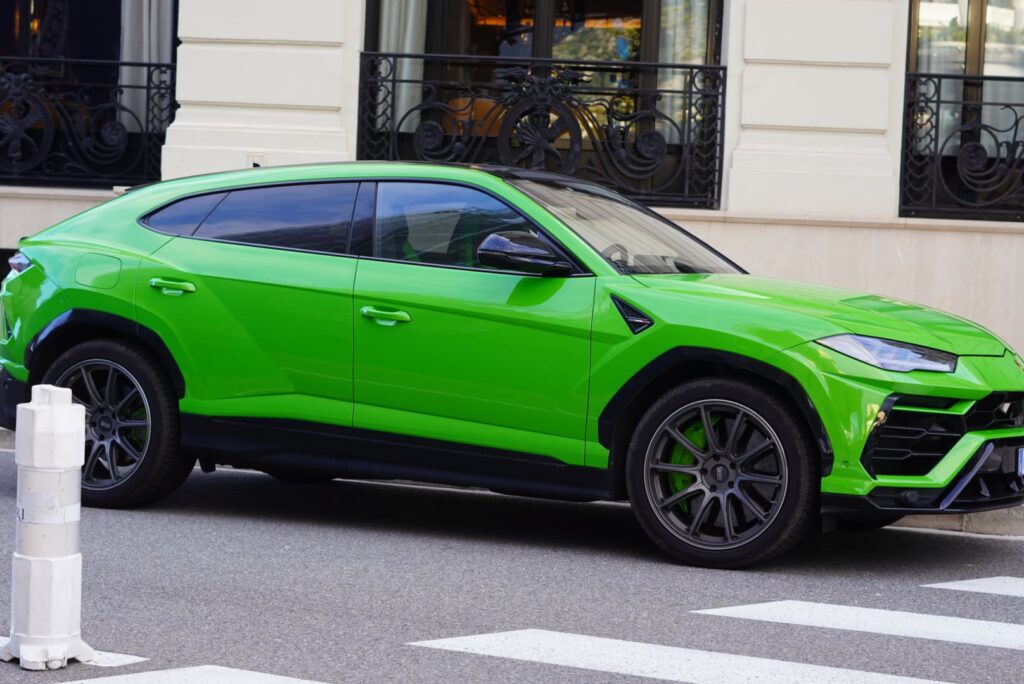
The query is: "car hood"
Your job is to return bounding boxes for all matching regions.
[631,273,1007,356]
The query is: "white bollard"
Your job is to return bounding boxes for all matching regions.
[1,384,93,670]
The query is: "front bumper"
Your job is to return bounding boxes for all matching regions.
[823,436,1024,516]
[0,368,26,430]
[779,344,1024,515]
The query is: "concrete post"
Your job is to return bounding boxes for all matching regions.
[1,385,93,670]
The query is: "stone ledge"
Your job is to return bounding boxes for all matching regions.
[652,206,1024,235]
[897,507,1024,536]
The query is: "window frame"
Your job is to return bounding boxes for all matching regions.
[358,179,593,277]
[138,180,365,258]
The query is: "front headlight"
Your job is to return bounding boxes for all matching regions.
[817,334,957,373]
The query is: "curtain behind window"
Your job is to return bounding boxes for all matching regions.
[658,0,709,65]
[379,0,428,132]
[916,0,969,74]
[658,0,712,144]
[119,0,174,133]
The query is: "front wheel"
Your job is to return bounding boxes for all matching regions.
[626,378,818,568]
[41,339,193,508]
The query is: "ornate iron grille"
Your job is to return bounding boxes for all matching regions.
[0,57,176,187]
[901,72,1024,220]
[358,52,726,208]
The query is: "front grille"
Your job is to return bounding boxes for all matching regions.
[866,440,1024,512]
[965,392,1024,431]
[862,393,1024,477]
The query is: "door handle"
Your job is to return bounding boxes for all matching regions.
[360,306,411,326]
[149,277,196,296]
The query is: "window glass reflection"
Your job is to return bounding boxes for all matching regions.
[917,0,969,74]
[447,0,535,58]
[550,1,641,63]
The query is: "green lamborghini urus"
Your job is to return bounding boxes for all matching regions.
[2,162,1023,567]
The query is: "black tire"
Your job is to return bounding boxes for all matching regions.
[41,339,192,508]
[836,515,904,531]
[626,377,819,568]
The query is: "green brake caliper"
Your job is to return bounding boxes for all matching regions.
[666,421,708,513]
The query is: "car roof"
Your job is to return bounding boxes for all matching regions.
[125,161,604,202]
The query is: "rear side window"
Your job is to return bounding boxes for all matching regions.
[194,183,358,254]
[144,193,226,236]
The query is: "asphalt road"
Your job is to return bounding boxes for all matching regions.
[0,431,1022,683]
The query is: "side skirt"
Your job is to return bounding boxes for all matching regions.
[180,414,611,502]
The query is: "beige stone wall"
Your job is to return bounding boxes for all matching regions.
[161,0,363,179]
[0,187,115,249]
[658,208,1024,353]
[721,0,909,221]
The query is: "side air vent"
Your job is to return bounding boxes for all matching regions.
[611,296,653,334]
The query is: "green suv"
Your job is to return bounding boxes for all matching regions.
[2,162,1023,567]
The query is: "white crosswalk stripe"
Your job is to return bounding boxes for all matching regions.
[923,575,1024,598]
[694,600,1024,650]
[411,628,950,684]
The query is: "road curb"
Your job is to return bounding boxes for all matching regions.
[897,507,1024,536]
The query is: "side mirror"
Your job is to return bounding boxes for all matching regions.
[477,231,573,277]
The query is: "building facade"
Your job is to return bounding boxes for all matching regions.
[1,0,1022,531]
[0,2,1019,346]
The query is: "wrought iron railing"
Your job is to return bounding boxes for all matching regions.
[358,52,726,208]
[902,72,1024,220]
[0,57,176,187]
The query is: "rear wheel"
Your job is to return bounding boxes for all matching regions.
[626,378,818,568]
[41,339,192,508]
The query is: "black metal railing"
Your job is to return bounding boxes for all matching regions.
[358,52,726,208]
[902,72,1024,220]
[0,57,176,187]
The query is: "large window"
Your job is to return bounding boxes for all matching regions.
[902,0,1024,219]
[0,0,177,188]
[359,1,726,209]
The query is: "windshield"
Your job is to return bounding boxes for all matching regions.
[512,179,741,275]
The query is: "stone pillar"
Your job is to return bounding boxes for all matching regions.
[721,0,910,220]
[162,0,363,179]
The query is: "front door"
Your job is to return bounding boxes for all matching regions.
[352,181,595,466]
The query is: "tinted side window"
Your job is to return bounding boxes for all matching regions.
[195,183,358,253]
[375,182,536,267]
[144,193,226,236]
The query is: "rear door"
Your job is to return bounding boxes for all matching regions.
[351,181,595,467]
[136,181,369,426]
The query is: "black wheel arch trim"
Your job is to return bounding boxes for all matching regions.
[599,346,835,481]
[25,309,186,398]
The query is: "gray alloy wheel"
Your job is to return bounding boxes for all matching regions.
[642,399,789,551]
[55,359,152,491]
